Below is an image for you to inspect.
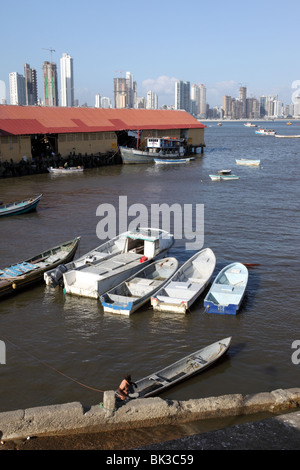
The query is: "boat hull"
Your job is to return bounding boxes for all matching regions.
[0,237,80,299]
[209,174,239,181]
[132,337,232,398]
[151,248,216,314]
[0,194,42,217]
[204,262,248,315]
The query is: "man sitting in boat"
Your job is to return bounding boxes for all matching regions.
[117,374,137,400]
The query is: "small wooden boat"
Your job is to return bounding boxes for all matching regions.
[275,134,300,139]
[154,158,195,164]
[100,257,179,315]
[55,228,174,299]
[218,169,231,175]
[48,166,84,174]
[129,337,232,398]
[151,248,216,314]
[209,174,239,181]
[204,262,248,314]
[0,237,80,299]
[235,159,260,166]
[0,194,42,217]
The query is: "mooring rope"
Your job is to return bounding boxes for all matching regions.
[1,334,106,393]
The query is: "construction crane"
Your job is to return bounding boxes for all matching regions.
[43,48,56,63]
[114,70,124,77]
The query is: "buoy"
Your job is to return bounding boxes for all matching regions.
[12,283,17,289]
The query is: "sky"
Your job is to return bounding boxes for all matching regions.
[1,0,300,108]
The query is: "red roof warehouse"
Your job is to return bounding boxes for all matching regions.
[0,105,206,162]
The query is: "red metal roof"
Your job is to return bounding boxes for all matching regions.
[0,105,206,136]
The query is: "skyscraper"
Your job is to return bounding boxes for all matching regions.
[60,53,74,107]
[9,72,26,105]
[239,87,247,118]
[24,63,38,105]
[175,80,190,113]
[43,61,58,106]
[146,90,158,109]
[199,84,207,118]
[113,72,136,109]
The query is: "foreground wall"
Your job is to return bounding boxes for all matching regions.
[0,387,299,441]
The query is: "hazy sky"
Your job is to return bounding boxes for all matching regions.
[1,0,299,107]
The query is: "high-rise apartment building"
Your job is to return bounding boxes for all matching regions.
[146,90,158,109]
[9,72,26,105]
[175,80,190,112]
[239,86,247,118]
[191,84,200,116]
[95,93,101,108]
[199,84,207,118]
[113,72,136,108]
[24,63,38,105]
[43,61,58,106]
[60,53,74,107]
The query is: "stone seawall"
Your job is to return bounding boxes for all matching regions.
[1,387,299,441]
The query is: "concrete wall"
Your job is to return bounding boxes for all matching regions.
[0,387,299,441]
[57,132,117,157]
[0,135,31,163]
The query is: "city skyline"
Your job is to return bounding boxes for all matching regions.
[1,0,300,108]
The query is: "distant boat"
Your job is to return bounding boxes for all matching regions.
[119,136,192,164]
[154,158,194,164]
[0,237,80,299]
[48,166,84,174]
[255,128,276,136]
[129,337,232,398]
[0,194,42,218]
[286,122,292,125]
[61,228,174,299]
[100,257,179,315]
[209,174,239,181]
[204,262,248,314]
[235,159,260,166]
[151,248,216,314]
[275,134,300,139]
[217,122,222,126]
[218,169,231,174]
[244,122,257,127]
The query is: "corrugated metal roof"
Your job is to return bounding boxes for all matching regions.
[0,105,206,136]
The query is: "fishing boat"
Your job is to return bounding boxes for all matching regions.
[100,257,178,315]
[204,262,248,314]
[120,137,191,164]
[47,166,84,174]
[275,134,300,139]
[209,174,239,181]
[0,194,42,217]
[0,237,80,299]
[59,228,174,299]
[154,158,194,164]
[244,122,257,127]
[151,248,216,314]
[255,128,276,136]
[126,337,232,398]
[235,158,260,166]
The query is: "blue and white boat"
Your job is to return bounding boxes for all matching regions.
[100,257,178,315]
[204,262,248,314]
[154,158,194,164]
[0,194,42,217]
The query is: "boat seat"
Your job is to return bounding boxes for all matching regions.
[165,281,199,300]
[149,374,170,386]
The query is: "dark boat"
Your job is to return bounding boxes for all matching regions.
[0,194,42,217]
[0,237,80,299]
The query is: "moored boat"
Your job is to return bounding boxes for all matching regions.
[48,166,84,174]
[209,174,239,181]
[120,136,193,164]
[204,262,248,314]
[244,122,257,127]
[100,257,178,315]
[0,194,42,217]
[275,134,300,138]
[255,128,276,136]
[235,158,260,166]
[151,248,216,314]
[128,337,232,398]
[61,228,174,299]
[0,237,80,299]
[154,158,194,164]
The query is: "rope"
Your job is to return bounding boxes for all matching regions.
[1,334,106,394]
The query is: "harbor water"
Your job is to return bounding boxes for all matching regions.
[0,121,299,423]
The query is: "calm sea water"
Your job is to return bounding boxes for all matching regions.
[0,121,300,422]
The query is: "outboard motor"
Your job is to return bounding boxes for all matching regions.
[49,264,68,287]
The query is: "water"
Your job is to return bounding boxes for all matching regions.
[0,121,300,417]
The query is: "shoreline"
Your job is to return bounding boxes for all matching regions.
[1,387,299,443]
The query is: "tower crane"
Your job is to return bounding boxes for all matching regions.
[43,48,56,63]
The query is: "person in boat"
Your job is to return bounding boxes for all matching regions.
[117,374,137,400]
